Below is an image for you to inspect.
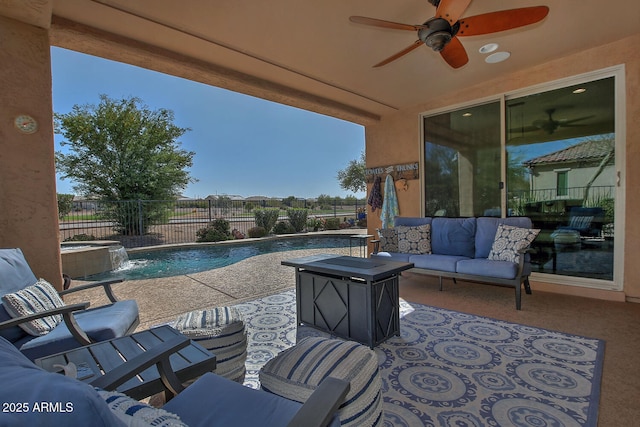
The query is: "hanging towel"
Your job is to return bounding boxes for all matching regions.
[380,174,399,228]
[368,176,383,212]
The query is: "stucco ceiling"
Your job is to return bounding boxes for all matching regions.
[9,0,640,125]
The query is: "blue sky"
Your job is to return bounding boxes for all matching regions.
[51,47,365,199]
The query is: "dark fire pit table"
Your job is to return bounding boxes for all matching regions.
[282,254,413,348]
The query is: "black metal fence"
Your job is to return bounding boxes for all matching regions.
[60,198,368,248]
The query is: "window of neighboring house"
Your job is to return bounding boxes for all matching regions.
[556,171,568,196]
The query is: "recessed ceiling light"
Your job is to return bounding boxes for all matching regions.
[573,88,587,94]
[485,51,511,63]
[462,112,472,117]
[479,43,498,54]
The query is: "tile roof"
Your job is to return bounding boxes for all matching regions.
[523,138,614,166]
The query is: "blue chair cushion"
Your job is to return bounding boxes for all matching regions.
[0,336,126,426]
[17,299,139,361]
[162,372,340,427]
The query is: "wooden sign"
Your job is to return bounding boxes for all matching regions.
[365,162,419,183]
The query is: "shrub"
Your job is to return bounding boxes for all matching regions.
[339,221,351,229]
[254,208,280,234]
[286,208,308,232]
[64,233,96,242]
[307,218,322,231]
[273,221,296,234]
[324,217,341,230]
[196,218,231,242]
[247,226,267,238]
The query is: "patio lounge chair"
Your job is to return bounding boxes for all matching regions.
[556,206,605,238]
[0,248,139,361]
[0,334,349,426]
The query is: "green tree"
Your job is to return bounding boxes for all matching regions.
[57,193,75,220]
[337,151,366,193]
[55,95,195,234]
[316,194,334,209]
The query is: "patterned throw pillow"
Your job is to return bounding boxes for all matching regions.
[396,224,432,254]
[377,228,398,252]
[1,279,65,336]
[488,224,540,263]
[96,389,187,427]
[259,337,383,427]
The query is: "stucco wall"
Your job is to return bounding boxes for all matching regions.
[366,33,640,301]
[0,16,62,288]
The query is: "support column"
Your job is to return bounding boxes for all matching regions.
[0,15,62,289]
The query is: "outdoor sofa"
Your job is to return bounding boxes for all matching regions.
[371,216,538,310]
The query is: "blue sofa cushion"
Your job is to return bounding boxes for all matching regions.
[475,217,533,259]
[408,254,468,273]
[0,248,38,343]
[456,259,520,280]
[17,299,139,361]
[430,217,476,258]
[162,372,341,427]
[0,336,125,426]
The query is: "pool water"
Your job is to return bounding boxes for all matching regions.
[86,236,351,281]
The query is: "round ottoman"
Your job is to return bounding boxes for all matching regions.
[173,306,247,383]
[552,229,581,251]
[259,337,383,427]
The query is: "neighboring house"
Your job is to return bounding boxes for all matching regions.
[523,138,615,202]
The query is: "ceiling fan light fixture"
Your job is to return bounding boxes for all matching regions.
[485,51,510,63]
[423,30,452,52]
[479,43,498,54]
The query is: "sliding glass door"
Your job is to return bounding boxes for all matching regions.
[422,72,620,286]
[423,101,501,217]
[505,77,615,281]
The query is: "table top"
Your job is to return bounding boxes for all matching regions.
[282,254,413,281]
[35,325,216,400]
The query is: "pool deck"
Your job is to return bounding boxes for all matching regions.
[65,230,367,330]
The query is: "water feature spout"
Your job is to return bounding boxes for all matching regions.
[109,245,130,270]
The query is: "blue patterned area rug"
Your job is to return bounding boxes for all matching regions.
[233,289,604,427]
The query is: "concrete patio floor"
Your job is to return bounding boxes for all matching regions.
[65,245,353,330]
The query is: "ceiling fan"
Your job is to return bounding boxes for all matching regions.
[349,0,549,69]
[526,108,595,135]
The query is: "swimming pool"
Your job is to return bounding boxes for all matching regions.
[85,235,352,281]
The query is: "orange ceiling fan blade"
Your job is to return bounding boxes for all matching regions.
[440,37,468,69]
[349,16,427,31]
[436,0,473,25]
[457,6,549,37]
[373,40,423,67]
